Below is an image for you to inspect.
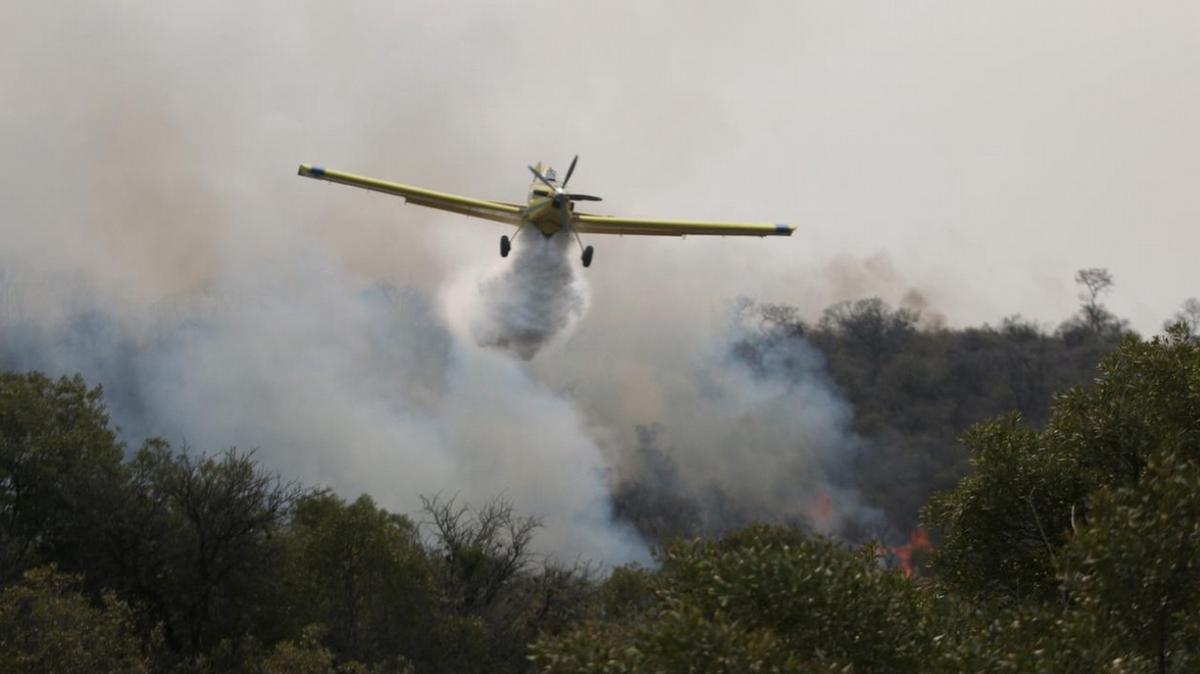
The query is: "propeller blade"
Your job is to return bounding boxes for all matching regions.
[561,199,572,232]
[567,194,603,202]
[528,165,555,189]
[562,155,579,188]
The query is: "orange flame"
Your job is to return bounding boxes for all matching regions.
[816,491,833,521]
[888,527,932,578]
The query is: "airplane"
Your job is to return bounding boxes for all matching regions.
[297,156,793,267]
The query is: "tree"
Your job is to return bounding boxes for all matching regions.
[1060,450,1200,673]
[924,416,1090,600]
[0,372,125,580]
[281,493,436,671]
[1164,297,1200,339]
[419,494,548,673]
[927,328,1200,601]
[1076,268,1114,330]
[819,297,917,384]
[104,442,307,658]
[420,494,540,616]
[533,526,930,673]
[1063,268,1129,339]
[0,566,148,674]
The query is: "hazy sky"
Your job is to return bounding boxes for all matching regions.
[3,1,1199,558]
[4,1,1197,329]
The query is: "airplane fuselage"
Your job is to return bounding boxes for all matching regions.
[523,162,573,236]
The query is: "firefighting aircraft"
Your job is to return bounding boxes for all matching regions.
[297,156,793,267]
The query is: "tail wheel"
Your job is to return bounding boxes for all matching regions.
[500,235,511,258]
[581,245,594,268]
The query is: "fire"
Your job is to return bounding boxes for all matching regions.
[888,527,932,578]
[816,491,833,521]
[805,492,933,578]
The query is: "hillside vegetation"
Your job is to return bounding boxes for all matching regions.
[3,277,1199,672]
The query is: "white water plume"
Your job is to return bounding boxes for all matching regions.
[465,228,589,360]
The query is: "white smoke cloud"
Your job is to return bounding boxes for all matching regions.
[0,233,647,565]
[594,303,881,537]
[5,0,1194,560]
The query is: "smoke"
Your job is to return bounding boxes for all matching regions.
[7,1,1192,561]
[0,0,894,561]
[607,302,882,538]
[0,240,647,565]
[460,227,588,360]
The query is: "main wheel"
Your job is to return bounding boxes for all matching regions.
[581,245,594,268]
[500,235,511,258]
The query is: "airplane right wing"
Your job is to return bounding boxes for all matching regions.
[573,213,794,237]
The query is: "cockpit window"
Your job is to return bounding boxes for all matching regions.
[545,168,557,181]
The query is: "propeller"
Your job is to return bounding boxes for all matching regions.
[527,156,603,207]
[562,155,579,188]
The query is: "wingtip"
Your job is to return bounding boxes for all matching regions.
[297,164,325,178]
[775,223,795,236]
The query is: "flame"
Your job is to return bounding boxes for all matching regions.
[816,491,833,521]
[888,527,932,578]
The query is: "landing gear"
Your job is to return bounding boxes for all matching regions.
[570,226,594,268]
[500,235,511,258]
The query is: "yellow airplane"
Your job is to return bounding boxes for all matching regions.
[297,156,793,267]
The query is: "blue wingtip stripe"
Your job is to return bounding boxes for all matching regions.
[310,165,326,177]
[775,223,791,234]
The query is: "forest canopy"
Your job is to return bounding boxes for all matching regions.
[2,282,1199,672]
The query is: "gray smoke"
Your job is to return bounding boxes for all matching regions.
[467,228,588,360]
[0,243,648,565]
[607,302,882,537]
[6,1,1191,562]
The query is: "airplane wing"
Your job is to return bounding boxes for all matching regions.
[298,164,524,226]
[574,213,794,237]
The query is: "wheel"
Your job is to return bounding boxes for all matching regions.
[581,245,594,268]
[500,235,511,258]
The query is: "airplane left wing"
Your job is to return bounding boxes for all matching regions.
[574,213,794,237]
[298,164,524,226]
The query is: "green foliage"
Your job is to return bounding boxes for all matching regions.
[924,416,1089,599]
[927,330,1200,601]
[534,525,928,673]
[260,624,410,674]
[714,296,1122,538]
[281,493,435,672]
[927,596,1155,673]
[110,442,307,658]
[534,603,807,673]
[420,494,603,673]
[0,566,148,674]
[596,565,654,622]
[1060,450,1200,672]
[4,295,1198,673]
[658,527,928,671]
[0,372,124,579]
[261,626,340,674]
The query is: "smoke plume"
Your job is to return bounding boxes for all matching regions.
[604,303,883,539]
[7,1,1189,562]
[0,238,647,565]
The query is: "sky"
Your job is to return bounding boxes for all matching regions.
[2,1,1198,560]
